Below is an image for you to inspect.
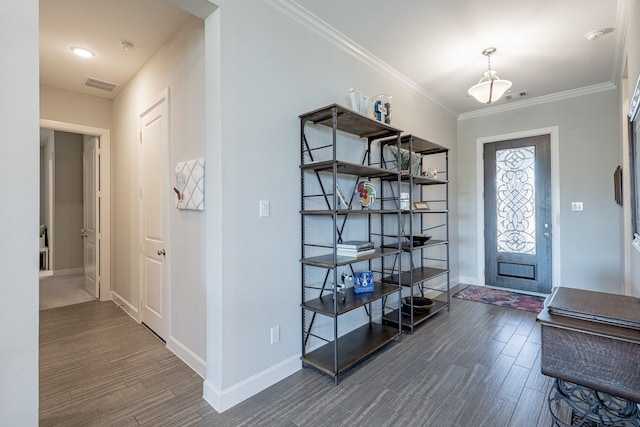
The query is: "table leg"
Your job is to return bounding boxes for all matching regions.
[548,379,640,426]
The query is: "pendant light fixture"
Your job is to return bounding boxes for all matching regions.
[467,47,512,104]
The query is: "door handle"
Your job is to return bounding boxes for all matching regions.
[157,249,166,256]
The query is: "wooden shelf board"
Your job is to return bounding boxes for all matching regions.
[302,283,400,316]
[382,240,448,252]
[382,300,449,330]
[301,209,402,215]
[380,134,448,154]
[382,267,448,287]
[301,323,400,377]
[301,247,401,268]
[408,176,448,185]
[300,104,402,139]
[301,159,398,179]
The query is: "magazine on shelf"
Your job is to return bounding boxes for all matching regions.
[336,240,374,250]
[337,248,375,257]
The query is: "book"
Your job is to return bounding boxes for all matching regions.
[336,241,374,250]
[337,248,375,257]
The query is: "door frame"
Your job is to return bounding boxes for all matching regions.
[476,126,560,289]
[40,119,111,300]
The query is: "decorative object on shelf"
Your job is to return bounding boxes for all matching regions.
[407,234,432,246]
[349,88,370,116]
[467,47,512,105]
[400,192,410,210]
[331,282,347,301]
[389,145,420,175]
[372,94,392,124]
[356,179,376,208]
[424,167,438,178]
[354,271,374,293]
[336,182,350,209]
[402,297,435,315]
[174,158,205,210]
[413,201,430,210]
[332,273,353,299]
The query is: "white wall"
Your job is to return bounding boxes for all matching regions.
[0,0,39,423]
[203,0,458,411]
[53,131,84,271]
[111,15,207,373]
[458,89,622,293]
[40,85,113,130]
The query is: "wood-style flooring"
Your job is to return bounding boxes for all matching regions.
[40,297,555,426]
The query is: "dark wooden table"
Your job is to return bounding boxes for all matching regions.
[537,287,640,425]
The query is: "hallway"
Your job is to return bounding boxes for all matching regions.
[39,274,95,310]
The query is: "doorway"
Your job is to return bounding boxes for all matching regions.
[476,127,561,292]
[39,129,99,309]
[39,119,111,309]
[484,135,552,293]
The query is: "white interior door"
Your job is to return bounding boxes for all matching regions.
[140,92,169,340]
[83,137,99,298]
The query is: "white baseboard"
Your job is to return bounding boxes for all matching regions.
[111,291,140,322]
[54,267,83,276]
[459,275,480,285]
[203,354,301,413]
[167,337,206,378]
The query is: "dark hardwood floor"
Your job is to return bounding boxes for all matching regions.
[40,297,555,426]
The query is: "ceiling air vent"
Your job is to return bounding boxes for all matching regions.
[85,77,119,92]
[505,91,528,101]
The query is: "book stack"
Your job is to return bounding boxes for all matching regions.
[336,241,375,257]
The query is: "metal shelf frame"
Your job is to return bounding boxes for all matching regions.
[300,104,404,384]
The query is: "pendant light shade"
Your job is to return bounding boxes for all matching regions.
[468,48,512,104]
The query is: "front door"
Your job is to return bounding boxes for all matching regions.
[140,92,169,340]
[484,135,552,294]
[83,136,99,298]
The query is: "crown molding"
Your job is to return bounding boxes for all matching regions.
[263,0,457,118]
[458,82,617,121]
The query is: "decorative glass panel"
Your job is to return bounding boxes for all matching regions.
[496,146,536,254]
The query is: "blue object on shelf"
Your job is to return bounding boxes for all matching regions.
[354,271,374,294]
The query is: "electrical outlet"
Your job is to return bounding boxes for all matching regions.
[270,326,280,344]
[571,202,583,211]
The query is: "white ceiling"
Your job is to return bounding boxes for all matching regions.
[40,0,191,99]
[40,0,626,115]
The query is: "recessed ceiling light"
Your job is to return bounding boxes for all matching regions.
[71,46,95,58]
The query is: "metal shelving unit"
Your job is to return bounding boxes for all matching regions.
[299,104,403,384]
[380,134,451,333]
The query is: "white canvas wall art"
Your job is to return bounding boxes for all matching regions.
[174,159,205,210]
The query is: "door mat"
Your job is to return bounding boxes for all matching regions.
[453,284,546,313]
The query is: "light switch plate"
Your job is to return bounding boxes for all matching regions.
[259,200,270,217]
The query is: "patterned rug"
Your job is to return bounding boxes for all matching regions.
[453,284,546,313]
